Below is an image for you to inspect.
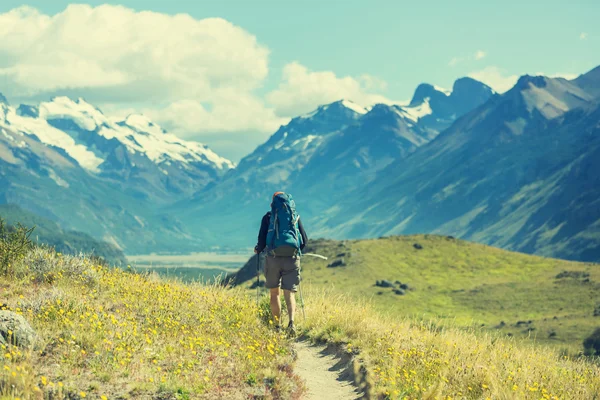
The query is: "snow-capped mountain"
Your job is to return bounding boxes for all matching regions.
[309,67,600,261]
[1,96,232,199]
[394,77,495,134]
[175,77,494,249]
[0,94,233,252]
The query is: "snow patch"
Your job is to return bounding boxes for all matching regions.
[300,100,367,119]
[341,100,368,114]
[125,114,165,137]
[1,128,14,142]
[46,167,70,188]
[1,106,104,171]
[39,97,108,131]
[395,98,433,122]
[290,135,320,151]
[434,85,452,96]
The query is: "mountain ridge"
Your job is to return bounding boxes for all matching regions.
[173,76,495,250]
[308,71,600,261]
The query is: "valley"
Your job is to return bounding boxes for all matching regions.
[128,251,251,283]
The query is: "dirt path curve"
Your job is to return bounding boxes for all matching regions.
[294,340,362,400]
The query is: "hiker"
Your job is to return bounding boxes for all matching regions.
[255,192,308,334]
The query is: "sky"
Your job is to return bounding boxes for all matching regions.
[0,0,598,161]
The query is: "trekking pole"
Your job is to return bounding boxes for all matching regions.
[298,266,306,321]
[256,253,260,310]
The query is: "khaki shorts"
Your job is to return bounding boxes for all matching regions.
[264,255,300,292]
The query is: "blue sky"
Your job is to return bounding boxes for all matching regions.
[0,0,598,160]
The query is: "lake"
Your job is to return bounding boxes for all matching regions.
[126,252,252,283]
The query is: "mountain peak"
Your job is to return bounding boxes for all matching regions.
[0,93,8,105]
[406,78,493,122]
[300,99,367,120]
[40,96,108,131]
[452,77,494,95]
[515,75,549,90]
[410,83,442,106]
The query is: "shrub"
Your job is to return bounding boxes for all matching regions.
[583,327,600,356]
[0,217,35,276]
[13,247,100,286]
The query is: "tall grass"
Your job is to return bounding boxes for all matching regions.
[299,288,600,399]
[1,247,302,399]
[2,245,599,399]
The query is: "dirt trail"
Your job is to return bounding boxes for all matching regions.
[294,340,362,400]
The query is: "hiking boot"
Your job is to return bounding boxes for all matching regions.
[275,324,282,333]
[287,321,297,337]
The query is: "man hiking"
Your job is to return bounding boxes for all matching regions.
[255,192,308,335]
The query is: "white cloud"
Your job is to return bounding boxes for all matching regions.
[266,62,395,117]
[0,5,270,99]
[468,66,519,93]
[448,57,462,67]
[474,50,486,60]
[449,51,486,66]
[580,32,588,40]
[0,4,282,151]
[146,91,286,136]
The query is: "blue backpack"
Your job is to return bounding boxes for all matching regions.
[266,193,303,256]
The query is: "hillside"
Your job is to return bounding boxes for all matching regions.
[0,204,127,265]
[229,235,600,352]
[2,244,599,399]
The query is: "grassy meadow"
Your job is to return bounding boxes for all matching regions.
[1,248,300,399]
[301,289,600,399]
[1,230,600,399]
[238,235,600,354]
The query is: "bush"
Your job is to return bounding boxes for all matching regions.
[583,327,600,356]
[0,217,35,276]
[14,247,100,286]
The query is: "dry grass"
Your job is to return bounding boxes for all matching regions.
[2,247,600,399]
[299,288,600,399]
[0,248,301,399]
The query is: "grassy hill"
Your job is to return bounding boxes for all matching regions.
[230,235,600,353]
[0,204,127,266]
[1,243,599,398]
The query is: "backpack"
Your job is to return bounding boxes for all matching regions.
[266,193,302,256]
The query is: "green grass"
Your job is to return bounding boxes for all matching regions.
[2,245,599,399]
[242,235,600,353]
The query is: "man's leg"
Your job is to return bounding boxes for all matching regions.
[269,288,282,326]
[283,289,296,326]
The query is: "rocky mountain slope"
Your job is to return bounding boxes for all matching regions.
[310,67,600,261]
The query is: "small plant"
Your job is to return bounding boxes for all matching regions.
[245,373,258,386]
[0,217,35,276]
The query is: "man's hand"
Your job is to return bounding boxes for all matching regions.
[254,246,259,254]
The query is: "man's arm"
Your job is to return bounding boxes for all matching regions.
[298,218,308,250]
[255,213,270,253]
